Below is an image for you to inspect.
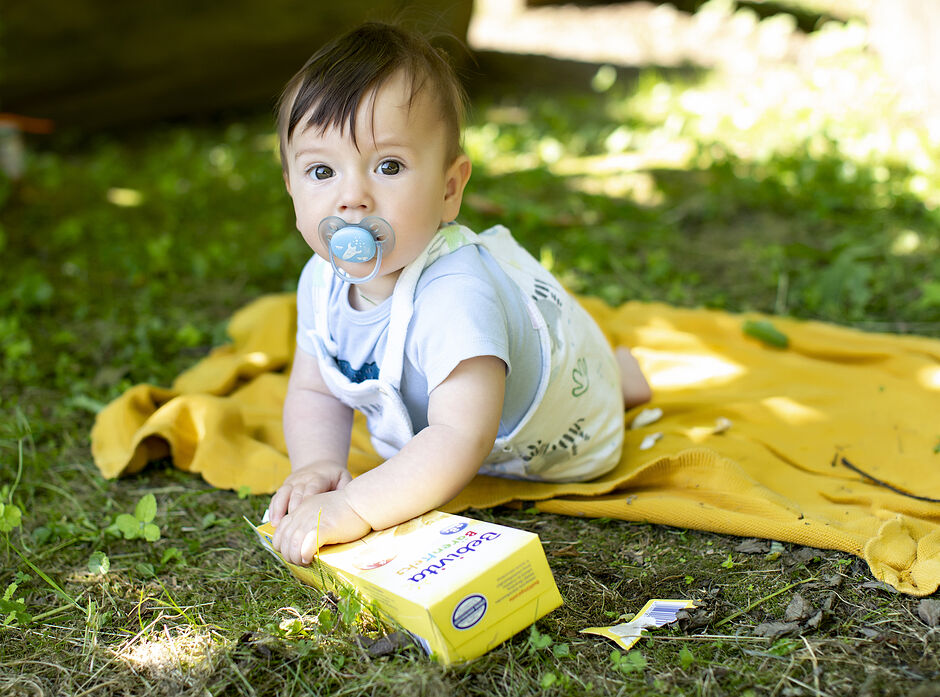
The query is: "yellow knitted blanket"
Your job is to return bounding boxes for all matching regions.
[91,294,940,596]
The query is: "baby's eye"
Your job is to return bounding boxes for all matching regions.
[377,160,402,176]
[309,164,334,180]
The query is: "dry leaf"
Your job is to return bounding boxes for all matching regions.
[789,547,822,565]
[358,632,413,658]
[861,581,900,594]
[784,593,816,623]
[676,606,713,631]
[549,544,581,558]
[735,538,769,554]
[753,621,800,639]
[917,598,940,627]
[805,610,823,629]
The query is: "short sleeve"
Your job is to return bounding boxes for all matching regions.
[406,251,514,394]
[294,255,320,357]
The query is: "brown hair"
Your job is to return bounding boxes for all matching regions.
[276,22,467,172]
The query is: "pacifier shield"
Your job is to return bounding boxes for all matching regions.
[330,225,377,263]
[317,216,395,284]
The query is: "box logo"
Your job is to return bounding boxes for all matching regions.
[405,532,502,583]
[452,594,487,630]
[440,522,467,535]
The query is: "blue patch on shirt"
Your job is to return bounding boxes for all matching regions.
[336,358,379,383]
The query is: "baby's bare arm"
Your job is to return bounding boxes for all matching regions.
[268,347,354,524]
[345,355,505,528]
[272,355,505,564]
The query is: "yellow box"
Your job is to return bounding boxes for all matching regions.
[251,510,563,665]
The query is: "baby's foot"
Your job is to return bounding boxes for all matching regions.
[616,347,652,409]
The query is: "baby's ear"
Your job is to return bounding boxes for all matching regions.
[442,155,472,222]
[283,169,292,196]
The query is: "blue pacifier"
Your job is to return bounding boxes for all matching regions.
[317,216,395,284]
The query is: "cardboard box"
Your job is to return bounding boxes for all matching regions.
[251,510,563,664]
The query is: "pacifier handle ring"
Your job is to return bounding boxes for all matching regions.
[328,243,384,285]
[319,215,394,285]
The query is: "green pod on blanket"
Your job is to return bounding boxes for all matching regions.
[743,319,789,349]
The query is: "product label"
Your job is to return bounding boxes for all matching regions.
[452,594,488,630]
[495,559,538,604]
[404,531,502,584]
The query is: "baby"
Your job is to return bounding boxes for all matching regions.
[268,22,650,565]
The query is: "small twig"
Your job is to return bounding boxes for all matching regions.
[770,655,797,697]
[785,673,832,697]
[715,576,818,628]
[0,658,75,676]
[801,635,823,697]
[162,624,181,669]
[838,455,940,503]
[30,604,75,622]
[10,438,24,501]
[645,634,771,642]
[73,679,119,697]
[8,542,84,612]
[156,579,198,627]
[33,535,92,562]
[227,652,257,697]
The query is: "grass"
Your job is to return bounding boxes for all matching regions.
[2,5,939,696]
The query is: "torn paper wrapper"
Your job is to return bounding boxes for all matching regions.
[630,407,663,430]
[582,598,696,650]
[639,432,663,450]
[712,417,733,434]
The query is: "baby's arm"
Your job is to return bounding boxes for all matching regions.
[267,346,355,525]
[271,355,505,564]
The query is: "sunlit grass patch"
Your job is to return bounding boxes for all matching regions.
[460,18,939,329]
[113,625,222,679]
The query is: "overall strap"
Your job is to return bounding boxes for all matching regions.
[378,225,480,389]
[310,256,340,356]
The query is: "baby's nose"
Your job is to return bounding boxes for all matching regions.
[337,175,372,213]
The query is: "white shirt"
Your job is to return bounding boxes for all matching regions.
[296,244,542,437]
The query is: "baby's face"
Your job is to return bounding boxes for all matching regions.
[283,71,470,297]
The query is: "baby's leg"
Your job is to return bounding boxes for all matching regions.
[616,347,652,409]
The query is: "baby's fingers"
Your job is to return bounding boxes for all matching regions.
[270,514,286,549]
[299,529,321,565]
[288,478,335,513]
[271,512,300,562]
[267,485,293,525]
[284,520,319,565]
[288,487,309,516]
[270,510,318,565]
[335,470,353,490]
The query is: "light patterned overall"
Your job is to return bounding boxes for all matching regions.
[303,224,624,482]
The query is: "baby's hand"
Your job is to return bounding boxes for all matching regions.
[267,461,352,525]
[271,489,371,565]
